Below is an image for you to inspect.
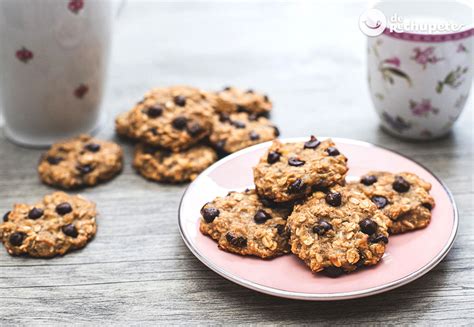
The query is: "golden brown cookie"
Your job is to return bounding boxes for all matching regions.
[115,86,214,151]
[253,136,348,203]
[133,143,217,183]
[287,185,391,276]
[0,192,97,258]
[214,86,272,116]
[210,112,279,154]
[199,189,291,258]
[38,134,123,189]
[350,171,435,234]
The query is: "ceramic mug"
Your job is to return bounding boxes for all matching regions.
[366,1,473,140]
[0,0,119,147]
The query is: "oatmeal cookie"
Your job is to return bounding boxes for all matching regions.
[133,143,217,183]
[253,136,348,203]
[115,86,214,151]
[210,112,279,154]
[199,189,291,258]
[214,86,272,116]
[350,171,435,234]
[287,185,391,276]
[0,192,97,257]
[38,134,123,189]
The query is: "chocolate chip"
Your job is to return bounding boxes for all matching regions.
[3,211,11,222]
[323,266,344,278]
[267,151,281,164]
[62,224,78,238]
[312,220,333,235]
[219,113,230,122]
[147,105,163,118]
[273,126,280,137]
[201,206,220,223]
[236,105,248,113]
[56,202,72,215]
[304,135,320,149]
[223,86,231,91]
[264,95,269,102]
[77,164,94,175]
[215,140,226,151]
[359,218,378,235]
[28,207,43,220]
[9,232,26,246]
[172,116,187,130]
[174,95,186,106]
[186,122,203,136]
[249,131,260,141]
[246,89,254,93]
[369,234,389,244]
[225,233,247,247]
[150,127,158,135]
[371,196,388,209]
[143,145,156,155]
[392,176,410,193]
[356,252,366,268]
[47,156,63,165]
[422,202,433,210]
[325,192,342,207]
[288,157,305,167]
[361,175,377,186]
[254,209,272,224]
[85,143,100,152]
[288,178,306,194]
[276,224,286,235]
[231,120,246,129]
[326,147,340,156]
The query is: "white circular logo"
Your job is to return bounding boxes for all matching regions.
[359,9,387,37]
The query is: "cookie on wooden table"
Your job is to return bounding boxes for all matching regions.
[0,192,97,258]
[38,134,123,189]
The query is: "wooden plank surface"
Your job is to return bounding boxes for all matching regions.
[0,2,473,325]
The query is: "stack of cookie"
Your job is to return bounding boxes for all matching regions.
[199,136,435,277]
[115,85,280,183]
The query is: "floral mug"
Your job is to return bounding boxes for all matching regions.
[0,0,121,147]
[367,1,473,140]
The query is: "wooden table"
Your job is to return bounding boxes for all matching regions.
[1,2,472,325]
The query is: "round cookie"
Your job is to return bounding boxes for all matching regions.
[38,134,123,189]
[350,171,435,234]
[115,86,214,151]
[214,86,272,116]
[287,185,391,276]
[199,189,291,258]
[133,143,217,183]
[253,136,348,203]
[209,112,279,154]
[0,192,97,257]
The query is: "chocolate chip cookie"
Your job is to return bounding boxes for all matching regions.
[115,86,214,151]
[199,189,291,258]
[133,143,217,183]
[210,112,279,154]
[214,86,272,116]
[253,136,348,203]
[38,134,123,189]
[350,171,435,234]
[287,185,391,276]
[0,192,97,257]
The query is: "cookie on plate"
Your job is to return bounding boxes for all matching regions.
[199,189,291,258]
[253,136,348,203]
[115,86,214,151]
[0,192,97,257]
[38,134,123,189]
[287,185,391,276]
[209,112,280,154]
[133,143,217,183]
[350,171,435,234]
[214,86,272,116]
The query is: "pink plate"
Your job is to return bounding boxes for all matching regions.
[178,138,458,300]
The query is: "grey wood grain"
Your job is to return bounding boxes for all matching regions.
[0,1,473,325]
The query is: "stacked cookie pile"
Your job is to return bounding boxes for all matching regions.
[199,136,435,277]
[115,85,280,183]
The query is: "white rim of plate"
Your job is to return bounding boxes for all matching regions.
[178,137,459,301]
